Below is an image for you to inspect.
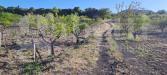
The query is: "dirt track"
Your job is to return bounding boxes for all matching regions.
[95,21,167,75]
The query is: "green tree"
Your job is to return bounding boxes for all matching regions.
[157,10,167,14]
[73,7,81,15]
[0,12,21,27]
[84,8,99,19]
[99,8,112,19]
[133,14,150,39]
[116,1,142,39]
[26,14,38,28]
[39,13,65,55]
[51,7,59,16]
[22,14,38,61]
[21,14,47,61]
[65,15,88,46]
[27,7,35,14]
[0,6,5,12]
[0,12,20,52]
[159,19,167,32]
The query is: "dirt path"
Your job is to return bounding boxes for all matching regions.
[93,22,131,75]
[93,21,167,75]
[94,30,113,75]
[92,22,121,75]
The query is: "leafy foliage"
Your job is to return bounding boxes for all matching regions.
[0,5,113,20]
[65,14,80,33]
[45,13,65,38]
[21,62,42,75]
[133,14,150,32]
[159,18,167,32]
[0,12,21,27]
[99,8,112,19]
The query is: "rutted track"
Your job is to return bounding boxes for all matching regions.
[93,22,129,75]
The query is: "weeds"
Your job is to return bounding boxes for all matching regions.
[21,62,42,75]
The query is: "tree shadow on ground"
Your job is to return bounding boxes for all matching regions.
[0,61,14,74]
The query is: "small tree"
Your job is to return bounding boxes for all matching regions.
[19,14,46,61]
[133,14,150,39]
[159,19,167,33]
[21,14,38,61]
[65,15,87,46]
[116,1,142,39]
[39,13,65,55]
[0,12,20,52]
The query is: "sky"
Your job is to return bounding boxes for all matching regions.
[0,0,166,13]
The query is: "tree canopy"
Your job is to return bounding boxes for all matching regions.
[0,5,112,19]
[0,12,21,27]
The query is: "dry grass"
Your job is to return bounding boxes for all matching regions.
[107,34,123,62]
[54,43,99,74]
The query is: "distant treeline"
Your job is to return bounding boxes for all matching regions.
[0,6,112,19]
[121,9,167,15]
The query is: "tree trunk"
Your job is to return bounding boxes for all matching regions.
[50,42,54,55]
[133,32,137,40]
[1,30,4,46]
[76,37,80,45]
[161,28,164,33]
[4,38,8,53]
[36,48,42,60]
[74,36,80,49]
[0,32,1,47]
[47,44,51,55]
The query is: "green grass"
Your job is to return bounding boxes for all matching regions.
[21,62,43,75]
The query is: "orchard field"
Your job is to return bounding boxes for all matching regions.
[0,1,167,75]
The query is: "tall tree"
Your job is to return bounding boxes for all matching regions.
[84,8,99,19]
[27,7,35,14]
[159,19,167,32]
[51,7,59,16]
[99,8,112,19]
[0,6,5,12]
[73,7,81,15]
[157,10,167,14]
